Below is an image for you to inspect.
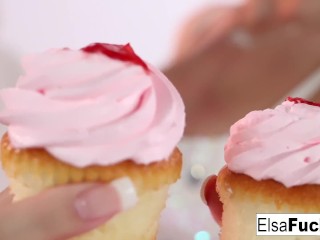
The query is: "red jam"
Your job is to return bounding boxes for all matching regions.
[81,43,149,72]
[287,97,320,107]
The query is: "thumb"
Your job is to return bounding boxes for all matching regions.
[0,178,137,240]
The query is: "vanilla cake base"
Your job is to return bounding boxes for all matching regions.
[217,167,320,240]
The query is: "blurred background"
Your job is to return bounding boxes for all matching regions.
[1,0,320,239]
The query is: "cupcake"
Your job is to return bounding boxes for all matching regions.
[0,43,185,240]
[216,97,320,240]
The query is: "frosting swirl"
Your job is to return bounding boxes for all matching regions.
[225,99,320,187]
[0,43,185,167]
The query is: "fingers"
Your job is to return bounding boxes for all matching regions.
[241,0,276,26]
[0,178,138,240]
[240,0,301,27]
[201,175,223,226]
[193,9,238,56]
[276,0,301,20]
[174,6,239,63]
[174,0,303,63]
[298,0,320,25]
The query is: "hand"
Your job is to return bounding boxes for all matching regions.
[174,0,320,62]
[0,178,137,240]
[165,0,320,136]
[201,175,223,226]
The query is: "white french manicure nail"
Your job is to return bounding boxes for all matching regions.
[74,177,138,221]
[110,177,138,211]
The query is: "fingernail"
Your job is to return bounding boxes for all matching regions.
[200,176,212,205]
[230,28,254,49]
[74,177,138,221]
[110,177,138,211]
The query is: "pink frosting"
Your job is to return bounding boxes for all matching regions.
[0,44,185,167]
[225,100,320,187]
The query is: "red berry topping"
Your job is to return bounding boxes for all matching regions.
[81,43,149,72]
[287,97,320,107]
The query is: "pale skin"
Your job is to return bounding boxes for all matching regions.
[165,0,320,136]
[0,183,124,240]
